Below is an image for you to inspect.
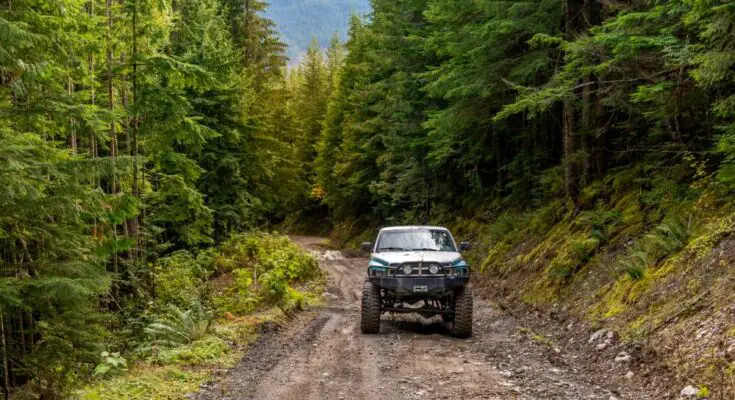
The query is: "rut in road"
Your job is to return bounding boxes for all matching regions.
[193,237,639,400]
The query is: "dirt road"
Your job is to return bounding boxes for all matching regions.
[194,237,633,400]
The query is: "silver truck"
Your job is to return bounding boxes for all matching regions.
[360,226,473,338]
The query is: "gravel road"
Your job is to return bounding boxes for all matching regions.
[193,236,635,400]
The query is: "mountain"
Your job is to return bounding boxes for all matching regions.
[265,0,371,62]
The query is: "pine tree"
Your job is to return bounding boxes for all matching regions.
[294,39,329,182]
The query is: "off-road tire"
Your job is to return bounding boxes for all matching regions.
[452,286,473,338]
[360,281,381,334]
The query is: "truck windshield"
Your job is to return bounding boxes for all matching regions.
[376,229,456,252]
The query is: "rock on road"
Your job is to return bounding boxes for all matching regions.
[193,236,627,400]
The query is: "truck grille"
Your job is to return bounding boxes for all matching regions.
[393,262,445,276]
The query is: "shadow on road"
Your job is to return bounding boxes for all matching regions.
[381,317,453,336]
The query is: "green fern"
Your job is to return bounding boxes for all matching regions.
[144,302,212,347]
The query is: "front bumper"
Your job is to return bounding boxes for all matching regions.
[369,276,469,296]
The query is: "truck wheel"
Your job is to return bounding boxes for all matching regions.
[452,286,473,338]
[360,281,381,334]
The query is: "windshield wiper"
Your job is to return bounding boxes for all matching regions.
[411,248,439,251]
[378,247,406,252]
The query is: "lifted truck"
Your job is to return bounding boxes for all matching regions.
[359,226,473,338]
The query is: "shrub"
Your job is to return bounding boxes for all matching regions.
[154,251,211,308]
[214,232,322,315]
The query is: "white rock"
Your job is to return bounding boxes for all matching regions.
[596,342,608,351]
[614,352,632,363]
[680,385,699,398]
[588,329,608,344]
[625,371,634,380]
[727,342,735,357]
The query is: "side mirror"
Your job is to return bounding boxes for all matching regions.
[360,242,373,253]
[459,241,471,251]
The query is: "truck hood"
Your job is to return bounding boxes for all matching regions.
[370,251,463,265]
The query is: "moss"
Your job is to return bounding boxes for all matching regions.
[687,215,735,260]
[521,278,558,306]
[480,241,514,273]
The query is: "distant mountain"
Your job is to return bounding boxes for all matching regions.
[265,0,372,63]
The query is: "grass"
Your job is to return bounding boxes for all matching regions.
[77,312,274,400]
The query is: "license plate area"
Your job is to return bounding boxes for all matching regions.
[413,285,428,293]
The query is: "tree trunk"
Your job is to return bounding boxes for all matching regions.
[1,313,10,400]
[581,76,594,185]
[107,0,117,190]
[563,98,577,202]
[564,0,578,202]
[89,1,99,187]
[244,0,251,63]
[68,78,77,154]
[131,0,139,228]
[106,0,120,302]
[18,313,25,355]
[594,92,607,176]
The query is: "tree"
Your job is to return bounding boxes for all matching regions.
[293,38,329,182]
[0,0,296,395]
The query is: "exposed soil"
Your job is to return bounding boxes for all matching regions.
[193,237,671,400]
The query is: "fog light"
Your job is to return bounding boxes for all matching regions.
[429,264,439,274]
[402,264,413,274]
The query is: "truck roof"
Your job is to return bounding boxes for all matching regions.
[379,225,448,231]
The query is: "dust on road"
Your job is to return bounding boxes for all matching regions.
[193,237,632,400]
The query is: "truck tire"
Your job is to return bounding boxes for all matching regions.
[452,286,473,338]
[360,281,381,334]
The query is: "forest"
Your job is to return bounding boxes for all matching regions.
[2,0,735,398]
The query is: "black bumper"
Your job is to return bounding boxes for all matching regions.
[369,276,469,296]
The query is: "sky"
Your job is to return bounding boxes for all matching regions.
[265,0,372,63]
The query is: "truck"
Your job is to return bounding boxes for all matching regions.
[360,225,473,338]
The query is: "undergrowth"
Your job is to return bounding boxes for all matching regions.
[76,233,324,400]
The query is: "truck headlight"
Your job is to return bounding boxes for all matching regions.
[401,264,413,274]
[429,264,439,274]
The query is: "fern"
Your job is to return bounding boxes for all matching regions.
[615,215,693,280]
[144,302,212,347]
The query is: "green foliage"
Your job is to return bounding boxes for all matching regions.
[94,352,128,377]
[1,0,299,394]
[151,336,230,366]
[144,302,212,348]
[307,0,735,237]
[78,233,319,399]
[576,210,622,243]
[616,215,694,280]
[214,233,322,314]
[153,251,212,308]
